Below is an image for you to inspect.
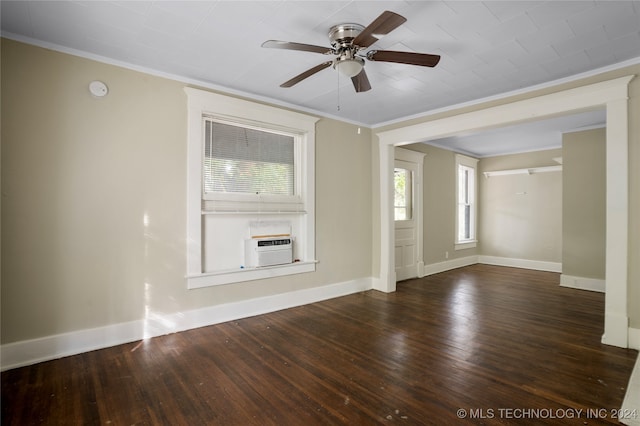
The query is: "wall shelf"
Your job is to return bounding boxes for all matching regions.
[201,210,307,215]
[483,165,562,178]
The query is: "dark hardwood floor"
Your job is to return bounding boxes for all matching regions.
[2,264,638,425]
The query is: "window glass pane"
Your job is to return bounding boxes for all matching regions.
[458,165,472,203]
[394,168,412,221]
[204,120,295,196]
[463,169,469,203]
[464,204,471,239]
[457,163,475,242]
[457,205,466,241]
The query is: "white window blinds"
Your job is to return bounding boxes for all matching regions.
[203,119,295,196]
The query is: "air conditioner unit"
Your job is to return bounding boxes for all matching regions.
[244,237,293,268]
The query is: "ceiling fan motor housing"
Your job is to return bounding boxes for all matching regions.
[328,23,364,50]
[329,23,365,76]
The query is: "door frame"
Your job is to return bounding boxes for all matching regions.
[375,75,634,349]
[394,148,426,280]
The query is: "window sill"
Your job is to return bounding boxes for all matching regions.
[455,240,477,251]
[187,261,317,289]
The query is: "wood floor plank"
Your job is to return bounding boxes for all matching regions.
[2,265,637,425]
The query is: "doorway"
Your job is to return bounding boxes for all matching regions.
[376,75,633,348]
[394,148,425,281]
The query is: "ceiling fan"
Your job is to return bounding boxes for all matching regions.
[261,10,441,93]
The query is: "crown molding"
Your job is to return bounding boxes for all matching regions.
[2,32,639,129]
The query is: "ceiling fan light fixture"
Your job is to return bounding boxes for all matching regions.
[334,57,364,78]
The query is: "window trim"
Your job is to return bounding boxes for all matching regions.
[455,154,478,250]
[184,87,319,288]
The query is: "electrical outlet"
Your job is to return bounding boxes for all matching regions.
[445,251,449,259]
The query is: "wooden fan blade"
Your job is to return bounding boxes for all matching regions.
[351,69,371,92]
[352,11,407,48]
[280,61,333,88]
[367,50,441,67]
[262,40,333,55]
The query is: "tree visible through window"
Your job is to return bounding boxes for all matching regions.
[394,167,412,221]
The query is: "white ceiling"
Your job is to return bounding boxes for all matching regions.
[425,108,606,157]
[1,1,638,155]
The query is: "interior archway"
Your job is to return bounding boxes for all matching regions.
[375,75,634,348]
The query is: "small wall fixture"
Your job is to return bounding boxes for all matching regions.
[89,80,108,97]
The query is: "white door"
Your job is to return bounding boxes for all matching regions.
[394,148,424,282]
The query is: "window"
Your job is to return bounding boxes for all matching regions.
[185,88,318,289]
[203,119,300,204]
[455,154,478,249]
[458,165,473,240]
[394,167,412,221]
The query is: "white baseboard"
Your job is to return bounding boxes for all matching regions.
[0,277,373,371]
[421,255,561,276]
[621,351,640,426]
[477,255,562,273]
[559,274,606,293]
[423,256,479,276]
[602,311,631,348]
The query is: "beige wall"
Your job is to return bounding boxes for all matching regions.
[562,128,606,279]
[402,143,478,264]
[315,119,373,284]
[478,149,563,263]
[0,39,373,344]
